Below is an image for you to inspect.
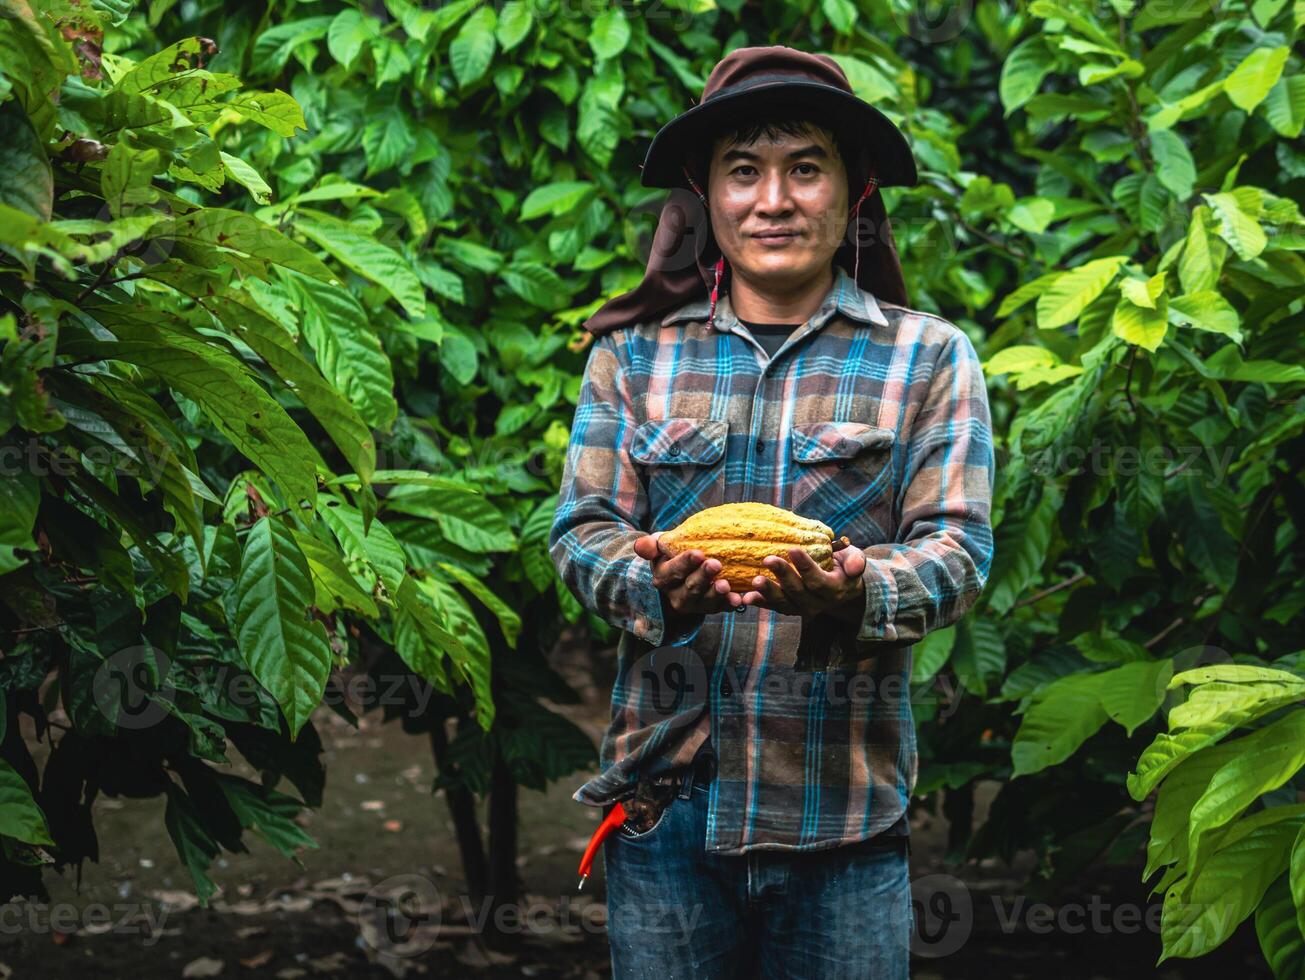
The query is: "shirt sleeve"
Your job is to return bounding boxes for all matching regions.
[549,332,704,648]
[800,327,995,666]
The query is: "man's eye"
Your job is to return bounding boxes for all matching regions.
[794,163,818,175]
[732,165,756,176]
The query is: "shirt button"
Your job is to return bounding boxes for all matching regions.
[755,439,765,454]
[720,675,733,697]
[668,443,680,456]
[838,458,850,469]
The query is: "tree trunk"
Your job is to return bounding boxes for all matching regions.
[427,719,487,904]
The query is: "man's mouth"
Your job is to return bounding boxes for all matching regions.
[751,230,800,244]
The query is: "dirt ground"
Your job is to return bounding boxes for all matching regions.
[1,634,1274,979]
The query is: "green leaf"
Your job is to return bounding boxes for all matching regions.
[1112,297,1170,351]
[434,561,521,647]
[495,0,533,51]
[294,213,426,317]
[1011,671,1109,777]
[0,101,52,221]
[101,143,161,221]
[281,269,399,430]
[1002,38,1054,116]
[0,467,39,576]
[171,208,336,282]
[1168,291,1243,342]
[163,782,220,906]
[1205,191,1268,260]
[1264,74,1305,138]
[319,495,408,599]
[383,485,516,553]
[1255,872,1305,979]
[0,759,54,845]
[520,181,595,220]
[1186,711,1305,873]
[234,517,333,740]
[223,90,307,137]
[1150,129,1196,199]
[1178,206,1221,294]
[909,624,955,685]
[820,0,857,33]
[588,8,631,59]
[1224,46,1290,112]
[60,320,321,509]
[1037,256,1128,329]
[200,289,378,481]
[501,261,569,309]
[291,528,379,618]
[327,9,381,69]
[362,106,415,178]
[1162,807,1304,961]
[986,482,1061,613]
[450,6,497,87]
[1097,659,1172,736]
[219,152,272,205]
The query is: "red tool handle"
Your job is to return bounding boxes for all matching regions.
[577,801,627,890]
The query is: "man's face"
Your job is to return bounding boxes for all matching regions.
[706,124,849,290]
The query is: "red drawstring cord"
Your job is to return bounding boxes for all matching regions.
[849,170,880,282]
[577,800,627,890]
[682,165,726,329]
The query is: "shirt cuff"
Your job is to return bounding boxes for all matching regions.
[856,559,898,642]
[625,556,705,647]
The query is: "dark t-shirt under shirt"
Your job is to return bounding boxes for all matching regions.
[738,317,801,359]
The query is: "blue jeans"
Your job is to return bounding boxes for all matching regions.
[603,777,913,979]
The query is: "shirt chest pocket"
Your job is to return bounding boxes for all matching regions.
[631,417,729,529]
[789,421,895,542]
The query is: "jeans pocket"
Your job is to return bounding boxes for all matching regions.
[616,780,680,842]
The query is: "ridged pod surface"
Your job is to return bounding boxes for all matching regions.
[658,502,835,586]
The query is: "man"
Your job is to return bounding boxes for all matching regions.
[550,45,994,978]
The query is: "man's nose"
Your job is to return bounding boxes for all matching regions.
[756,170,793,212]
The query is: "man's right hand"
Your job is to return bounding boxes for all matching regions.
[634,532,745,616]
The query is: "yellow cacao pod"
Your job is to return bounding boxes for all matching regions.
[658,502,835,587]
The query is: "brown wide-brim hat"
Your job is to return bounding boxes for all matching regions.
[583,44,918,337]
[640,47,918,190]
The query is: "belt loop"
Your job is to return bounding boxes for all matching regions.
[677,761,697,800]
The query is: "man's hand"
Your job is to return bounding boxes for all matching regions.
[634,532,746,616]
[741,542,868,619]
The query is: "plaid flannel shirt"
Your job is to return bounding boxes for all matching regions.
[550,265,995,853]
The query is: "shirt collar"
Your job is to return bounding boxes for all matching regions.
[659,265,890,330]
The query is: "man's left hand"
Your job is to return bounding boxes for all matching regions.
[741,543,868,619]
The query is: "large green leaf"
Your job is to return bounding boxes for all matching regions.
[293,213,425,317]
[60,319,321,509]
[279,269,398,431]
[0,759,54,845]
[234,517,333,740]
[1255,872,1305,980]
[1161,807,1305,962]
[1036,256,1128,329]
[1186,711,1305,872]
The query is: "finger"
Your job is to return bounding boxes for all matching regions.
[633,534,659,561]
[681,557,722,596]
[788,546,833,590]
[652,548,703,589]
[713,578,746,609]
[744,568,787,607]
[833,545,866,579]
[764,553,807,597]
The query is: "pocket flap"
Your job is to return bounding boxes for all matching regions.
[631,417,729,465]
[790,421,893,463]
